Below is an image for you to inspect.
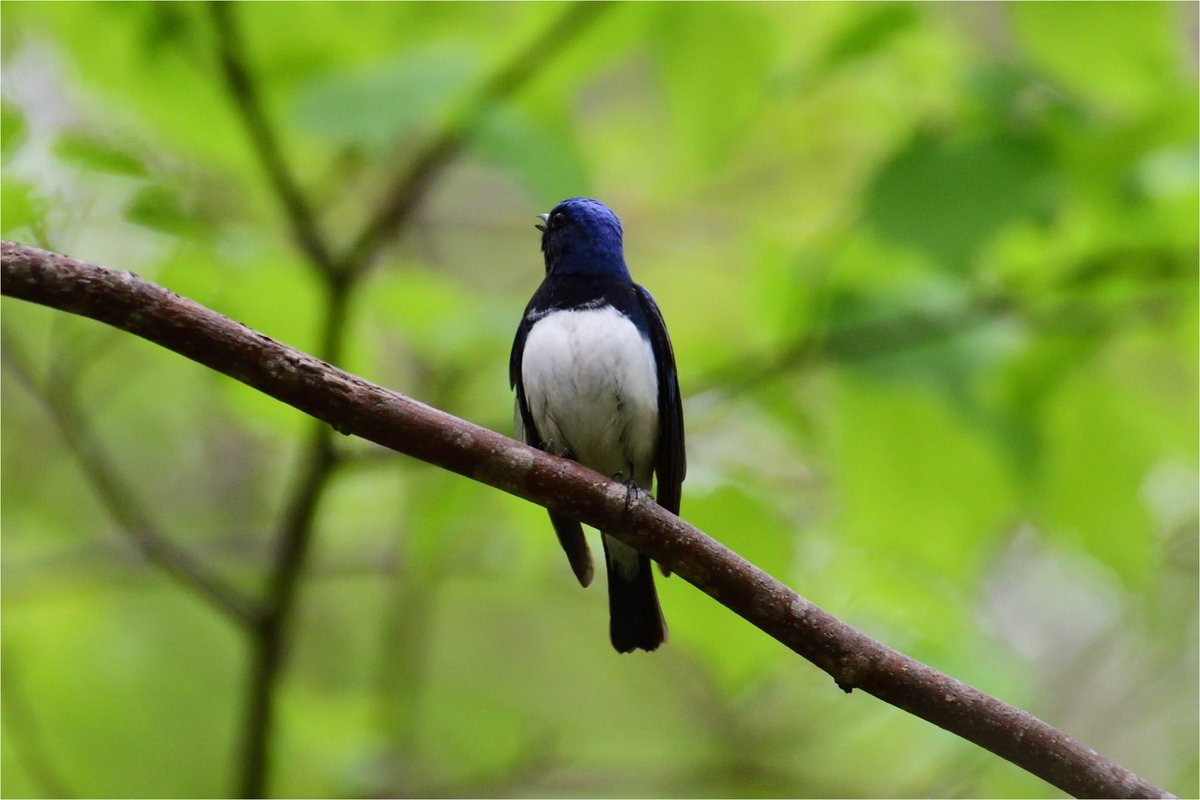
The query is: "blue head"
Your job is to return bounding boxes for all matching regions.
[537,197,630,279]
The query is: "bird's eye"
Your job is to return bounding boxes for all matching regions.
[551,212,567,227]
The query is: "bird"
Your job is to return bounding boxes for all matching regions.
[510,197,686,653]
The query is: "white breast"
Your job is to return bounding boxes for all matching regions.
[521,306,659,486]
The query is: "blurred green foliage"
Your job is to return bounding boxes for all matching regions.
[1,2,1196,798]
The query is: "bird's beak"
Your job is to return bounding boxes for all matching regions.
[534,213,549,232]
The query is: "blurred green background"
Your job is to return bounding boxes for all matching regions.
[2,2,1196,798]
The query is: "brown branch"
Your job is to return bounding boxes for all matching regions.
[0,328,260,629]
[1,241,1176,800]
[337,1,613,276]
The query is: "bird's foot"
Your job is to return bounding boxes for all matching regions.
[618,474,646,511]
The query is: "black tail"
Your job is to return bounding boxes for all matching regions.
[603,537,667,653]
[549,512,593,587]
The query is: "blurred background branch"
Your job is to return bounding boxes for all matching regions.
[0,328,260,628]
[207,3,616,795]
[210,4,346,793]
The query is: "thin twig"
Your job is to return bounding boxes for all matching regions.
[1,242,1176,800]
[0,328,260,628]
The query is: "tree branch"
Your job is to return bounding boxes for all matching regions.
[1,241,1175,800]
[0,328,260,628]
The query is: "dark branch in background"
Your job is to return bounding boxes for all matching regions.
[207,4,613,795]
[232,316,340,797]
[1,243,1175,800]
[0,330,259,628]
[209,5,345,792]
[237,426,338,796]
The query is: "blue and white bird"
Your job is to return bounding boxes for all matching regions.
[510,197,686,653]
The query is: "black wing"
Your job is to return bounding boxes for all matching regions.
[634,284,686,516]
[509,311,539,443]
[510,305,595,587]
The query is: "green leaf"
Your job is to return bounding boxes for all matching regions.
[832,375,1012,581]
[983,331,1103,477]
[363,268,486,360]
[1131,146,1199,202]
[1012,2,1186,114]
[1,100,27,162]
[863,131,1054,271]
[473,106,590,204]
[818,3,920,72]
[1035,371,1160,583]
[0,179,46,237]
[3,3,245,168]
[820,266,1025,424]
[652,4,775,169]
[52,131,149,177]
[292,45,479,153]
[123,183,196,237]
